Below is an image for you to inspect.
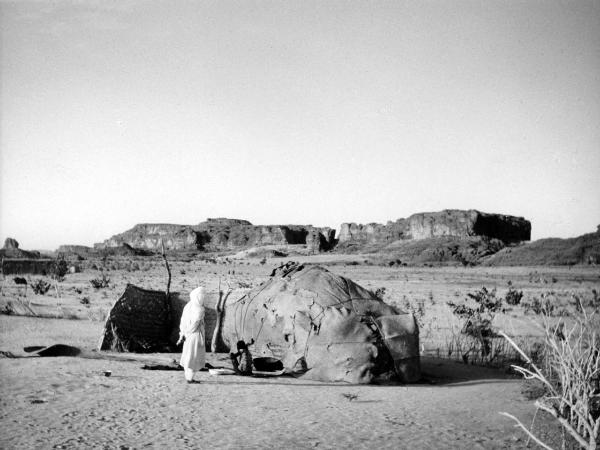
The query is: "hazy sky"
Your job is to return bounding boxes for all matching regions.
[1,0,599,249]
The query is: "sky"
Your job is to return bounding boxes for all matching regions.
[1,0,599,250]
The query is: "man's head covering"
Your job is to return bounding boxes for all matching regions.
[190,286,204,307]
[180,286,205,336]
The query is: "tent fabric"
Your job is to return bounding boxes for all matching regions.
[219,263,420,384]
[98,285,219,354]
[99,284,174,352]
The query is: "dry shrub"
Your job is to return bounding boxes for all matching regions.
[500,311,600,450]
[31,279,51,295]
[524,293,557,316]
[90,274,110,289]
[505,287,523,306]
[447,287,504,362]
[1,302,15,315]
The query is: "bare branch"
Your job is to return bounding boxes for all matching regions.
[499,412,554,450]
[535,401,593,449]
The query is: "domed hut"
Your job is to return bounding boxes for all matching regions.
[214,263,420,384]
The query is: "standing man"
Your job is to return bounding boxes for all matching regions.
[177,286,206,383]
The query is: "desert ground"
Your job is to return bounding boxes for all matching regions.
[1,254,598,449]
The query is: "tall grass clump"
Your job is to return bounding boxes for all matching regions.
[500,311,600,450]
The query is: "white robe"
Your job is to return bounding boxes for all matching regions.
[179,286,206,372]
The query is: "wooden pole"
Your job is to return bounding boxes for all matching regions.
[211,279,232,353]
[161,240,171,298]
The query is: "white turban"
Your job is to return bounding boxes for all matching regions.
[179,286,205,337]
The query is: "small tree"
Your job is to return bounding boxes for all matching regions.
[49,256,68,282]
[49,256,68,300]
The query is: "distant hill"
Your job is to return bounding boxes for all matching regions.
[482,227,600,266]
[340,236,505,266]
[337,225,600,267]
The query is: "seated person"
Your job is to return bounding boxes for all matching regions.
[230,339,254,375]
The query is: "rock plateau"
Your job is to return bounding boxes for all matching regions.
[95,218,336,253]
[338,210,530,247]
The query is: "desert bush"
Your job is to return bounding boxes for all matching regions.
[90,274,110,289]
[80,297,90,305]
[375,287,386,300]
[505,287,523,306]
[31,279,51,295]
[448,287,504,336]
[501,312,600,450]
[1,302,15,315]
[447,287,504,359]
[524,293,556,316]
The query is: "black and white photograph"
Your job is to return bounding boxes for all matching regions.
[1,1,599,448]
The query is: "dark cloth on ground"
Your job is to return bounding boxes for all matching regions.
[253,357,284,372]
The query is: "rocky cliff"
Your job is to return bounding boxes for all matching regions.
[0,238,42,259]
[338,210,530,246]
[59,243,150,258]
[95,224,200,251]
[95,219,336,253]
[92,210,529,256]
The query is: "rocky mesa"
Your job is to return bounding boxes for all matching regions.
[338,209,531,247]
[94,218,336,253]
[92,210,529,256]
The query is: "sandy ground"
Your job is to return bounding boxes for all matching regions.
[1,261,597,448]
[0,316,568,450]
[0,351,542,448]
